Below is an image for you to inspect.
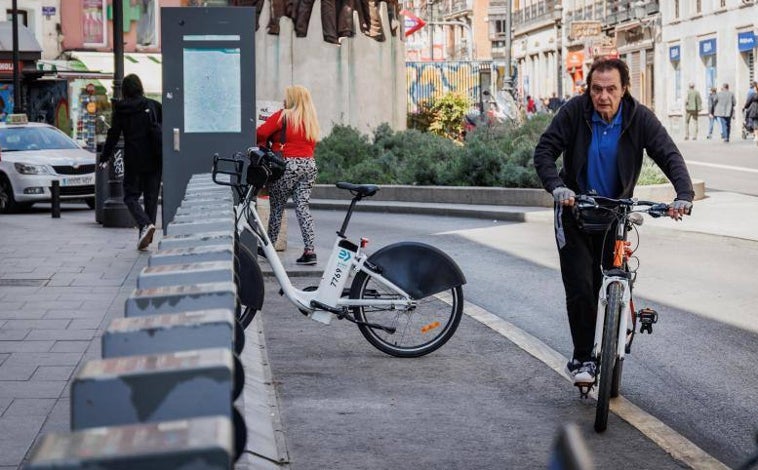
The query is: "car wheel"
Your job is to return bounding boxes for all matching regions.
[0,176,18,214]
[85,197,96,210]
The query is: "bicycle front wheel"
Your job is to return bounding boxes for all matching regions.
[595,281,622,433]
[349,271,463,358]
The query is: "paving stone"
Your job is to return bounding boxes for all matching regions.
[0,302,22,311]
[0,398,11,415]
[26,329,96,341]
[0,352,82,367]
[0,309,46,320]
[0,341,54,353]
[56,292,113,302]
[31,366,75,382]
[0,415,46,466]
[68,318,104,329]
[23,300,83,311]
[0,364,37,380]
[39,398,68,435]
[43,309,105,319]
[70,277,125,287]
[1,320,71,330]
[0,353,8,365]
[50,341,90,353]
[0,330,29,340]
[0,381,66,399]
[3,398,57,417]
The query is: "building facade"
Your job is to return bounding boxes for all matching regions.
[658,0,757,136]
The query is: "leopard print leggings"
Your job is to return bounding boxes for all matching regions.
[267,157,317,251]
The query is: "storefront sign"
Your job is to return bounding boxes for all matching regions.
[738,31,756,52]
[699,38,716,57]
[569,21,602,41]
[42,6,56,17]
[669,45,680,61]
[83,0,106,46]
[0,60,23,75]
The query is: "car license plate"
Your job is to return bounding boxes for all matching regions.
[60,175,94,186]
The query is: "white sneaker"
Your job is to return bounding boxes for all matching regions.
[138,224,155,250]
[566,359,596,384]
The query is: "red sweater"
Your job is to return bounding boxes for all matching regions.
[256,110,316,158]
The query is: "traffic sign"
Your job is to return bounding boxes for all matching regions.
[400,9,426,37]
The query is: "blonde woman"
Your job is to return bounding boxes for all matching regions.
[256,85,320,265]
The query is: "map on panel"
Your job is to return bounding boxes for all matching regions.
[183,47,241,133]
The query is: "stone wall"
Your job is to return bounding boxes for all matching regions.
[255,2,406,137]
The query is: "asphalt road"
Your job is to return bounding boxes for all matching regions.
[277,208,758,468]
[677,138,758,196]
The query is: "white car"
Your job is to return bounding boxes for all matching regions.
[0,117,96,213]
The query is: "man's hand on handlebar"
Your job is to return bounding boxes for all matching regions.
[552,187,576,207]
[668,199,692,221]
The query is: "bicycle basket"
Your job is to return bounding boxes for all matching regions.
[573,204,618,234]
[246,147,287,188]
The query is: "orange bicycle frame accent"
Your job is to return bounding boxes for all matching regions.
[612,240,631,268]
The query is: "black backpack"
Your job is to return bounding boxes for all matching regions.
[145,100,162,160]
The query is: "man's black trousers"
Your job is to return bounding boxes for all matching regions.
[555,205,616,362]
[122,170,161,229]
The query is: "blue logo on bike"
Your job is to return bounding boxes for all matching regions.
[338,249,351,262]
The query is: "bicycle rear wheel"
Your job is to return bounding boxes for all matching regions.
[349,271,463,358]
[595,281,622,433]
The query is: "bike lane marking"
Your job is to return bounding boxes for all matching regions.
[686,161,758,174]
[436,294,730,470]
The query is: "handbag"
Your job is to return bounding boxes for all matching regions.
[267,119,287,182]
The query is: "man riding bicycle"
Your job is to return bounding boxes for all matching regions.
[533,58,694,385]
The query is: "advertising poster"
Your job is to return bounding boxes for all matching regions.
[83,0,106,46]
[0,84,13,122]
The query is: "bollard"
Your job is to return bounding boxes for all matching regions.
[26,416,235,469]
[136,261,235,289]
[101,142,134,228]
[50,180,60,218]
[124,282,238,318]
[70,348,241,431]
[102,309,237,359]
[147,245,235,267]
[158,232,234,250]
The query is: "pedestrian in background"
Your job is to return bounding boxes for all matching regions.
[533,58,693,385]
[99,74,162,251]
[707,87,717,139]
[684,82,702,140]
[713,83,736,142]
[744,81,758,145]
[256,85,320,265]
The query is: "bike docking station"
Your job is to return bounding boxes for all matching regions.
[27,174,282,469]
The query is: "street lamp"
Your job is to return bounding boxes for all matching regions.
[502,0,513,95]
[427,0,434,60]
[554,3,563,98]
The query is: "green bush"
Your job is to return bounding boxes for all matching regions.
[315,114,669,188]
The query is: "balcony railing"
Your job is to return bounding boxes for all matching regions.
[512,0,559,29]
[604,0,659,27]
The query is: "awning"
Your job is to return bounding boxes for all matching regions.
[67,51,162,96]
[0,22,42,60]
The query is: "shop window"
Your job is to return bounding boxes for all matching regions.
[5,9,27,26]
[674,0,680,19]
[136,0,157,47]
[704,55,716,92]
[671,60,682,103]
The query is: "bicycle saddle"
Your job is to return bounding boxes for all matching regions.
[336,182,379,197]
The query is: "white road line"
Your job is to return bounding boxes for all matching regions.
[447,296,729,470]
[687,160,758,174]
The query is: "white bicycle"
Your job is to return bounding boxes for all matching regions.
[572,194,691,432]
[212,148,466,357]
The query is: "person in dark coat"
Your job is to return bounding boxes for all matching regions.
[99,74,162,251]
[533,58,693,385]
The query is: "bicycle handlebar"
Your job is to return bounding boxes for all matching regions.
[575,195,691,218]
